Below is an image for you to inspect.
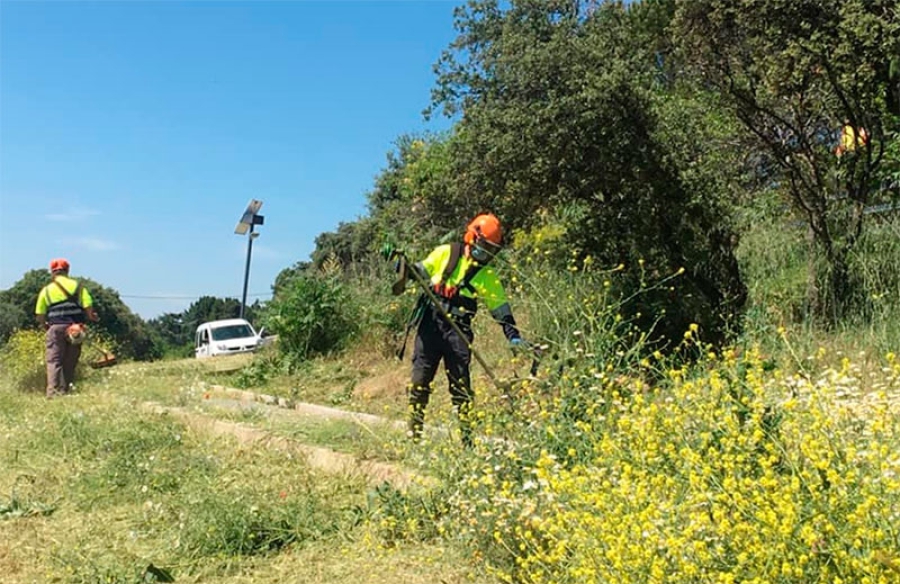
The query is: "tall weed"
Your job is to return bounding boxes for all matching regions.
[381,344,900,584]
[0,328,118,392]
[740,215,900,359]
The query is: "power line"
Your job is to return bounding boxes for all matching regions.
[118,292,273,300]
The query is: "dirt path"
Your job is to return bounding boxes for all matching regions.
[203,384,408,430]
[139,401,429,488]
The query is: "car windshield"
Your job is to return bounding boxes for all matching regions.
[210,324,255,341]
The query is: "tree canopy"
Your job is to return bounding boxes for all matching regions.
[673,0,900,318]
[424,0,750,342]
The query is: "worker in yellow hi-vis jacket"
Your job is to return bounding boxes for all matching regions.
[35,258,99,398]
[397,213,528,446]
[835,121,869,156]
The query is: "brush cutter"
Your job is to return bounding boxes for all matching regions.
[67,324,117,368]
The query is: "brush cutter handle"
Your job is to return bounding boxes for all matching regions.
[391,255,408,296]
[511,338,543,377]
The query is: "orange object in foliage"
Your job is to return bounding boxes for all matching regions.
[836,123,869,156]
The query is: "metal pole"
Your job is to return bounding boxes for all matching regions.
[240,222,255,319]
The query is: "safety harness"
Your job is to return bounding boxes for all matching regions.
[432,242,482,313]
[396,243,483,360]
[45,279,86,324]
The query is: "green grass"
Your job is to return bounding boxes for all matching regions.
[5,215,900,583]
[0,366,498,584]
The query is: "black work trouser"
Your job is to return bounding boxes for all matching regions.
[408,307,474,445]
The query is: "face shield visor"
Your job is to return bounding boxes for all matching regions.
[470,237,502,263]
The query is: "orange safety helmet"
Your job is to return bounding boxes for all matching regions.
[49,258,70,273]
[464,213,503,246]
[465,213,503,263]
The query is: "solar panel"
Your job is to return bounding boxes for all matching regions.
[234,199,264,234]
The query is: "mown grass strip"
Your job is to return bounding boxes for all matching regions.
[139,402,430,489]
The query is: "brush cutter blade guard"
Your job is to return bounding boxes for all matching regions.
[90,348,118,369]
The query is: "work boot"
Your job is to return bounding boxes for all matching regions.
[407,386,430,442]
[408,401,427,441]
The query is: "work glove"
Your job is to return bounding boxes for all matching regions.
[509,337,528,353]
[510,337,544,358]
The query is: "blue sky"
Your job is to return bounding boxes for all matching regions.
[0,0,456,318]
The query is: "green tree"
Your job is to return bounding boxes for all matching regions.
[272,261,312,296]
[366,134,458,255]
[0,270,48,331]
[0,270,46,343]
[428,0,748,344]
[146,312,193,356]
[673,0,900,320]
[305,134,461,280]
[310,219,379,274]
[0,301,27,345]
[89,283,162,360]
[181,296,246,327]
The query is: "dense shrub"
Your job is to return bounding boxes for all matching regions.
[375,344,900,584]
[264,273,360,363]
[0,329,47,391]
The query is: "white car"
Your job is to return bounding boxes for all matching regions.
[195,318,266,358]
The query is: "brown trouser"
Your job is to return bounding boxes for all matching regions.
[46,324,81,396]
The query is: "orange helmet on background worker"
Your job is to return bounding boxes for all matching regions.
[49,258,70,273]
[465,213,503,263]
